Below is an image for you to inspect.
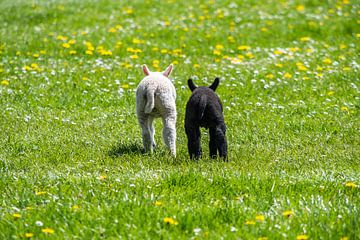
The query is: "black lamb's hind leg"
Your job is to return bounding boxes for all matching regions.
[209,127,218,159]
[186,125,201,160]
[216,124,228,161]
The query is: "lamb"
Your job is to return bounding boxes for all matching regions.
[184,77,228,160]
[136,64,177,156]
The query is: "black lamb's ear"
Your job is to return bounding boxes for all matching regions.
[188,79,197,92]
[209,77,220,91]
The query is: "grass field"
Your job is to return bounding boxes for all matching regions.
[0,0,359,239]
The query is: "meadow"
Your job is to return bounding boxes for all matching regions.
[0,0,359,239]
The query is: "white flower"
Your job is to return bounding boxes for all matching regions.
[36,221,43,227]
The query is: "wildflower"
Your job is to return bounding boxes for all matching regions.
[255,214,265,222]
[69,50,77,55]
[108,27,117,33]
[160,49,168,54]
[154,201,162,206]
[42,228,55,234]
[283,73,292,79]
[172,60,179,65]
[213,49,221,55]
[345,181,356,187]
[323,58,332,64]
[343,67,351,71]
[228,36,235,43]
[245,220,256,225]
[266,74,274,79]
[283,210,294,217]
[296,5,305,12]
[68,39,76,44]
[35,191,47,196]
[300,37,310,42]
[13,213,21,219]
[237,45,250,51]
[193,64,200,68]
[258,237,268,240]
[296,235,309,240]
[215,44,224,50]
[121,84,129,89]
[245,52,254,58]
[327,91,335,96]
[36,221,44,226]
[25,233,34,238]
[273,49,284,55]
[339,44,347,49]
[1,80,9,86]
[130,55,138,59]
[260,27,268,32]
[275,63,283,68]
[163,217,178,225]
[62,43,70,48]
[341,237,349,240]
[72,205,80,210]
[33,53,39,58]
[99,175,107,181]
[356,33,360,38]
[132,38,144,44]
[85,50,93,55]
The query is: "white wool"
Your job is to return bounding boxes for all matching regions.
[136,65,177,156]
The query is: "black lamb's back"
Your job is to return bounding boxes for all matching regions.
[185,87,224,129]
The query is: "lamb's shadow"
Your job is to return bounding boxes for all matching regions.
[108,141,143,158]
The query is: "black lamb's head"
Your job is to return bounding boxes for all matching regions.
[187,77,220,92]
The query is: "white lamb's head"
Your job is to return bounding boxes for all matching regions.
[142,64,173,78]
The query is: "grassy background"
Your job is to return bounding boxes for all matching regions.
[0,0,359,239]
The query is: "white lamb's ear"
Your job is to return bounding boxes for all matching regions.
[142,64,150,76]
[163,64,173,77]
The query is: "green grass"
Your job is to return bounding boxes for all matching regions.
[0,0,359,239]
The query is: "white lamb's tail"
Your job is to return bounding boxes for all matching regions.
[144,89,155,114]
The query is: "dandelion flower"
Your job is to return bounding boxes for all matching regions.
[345,182,356,187]
[108,27,117,33]
[130,55,138,59]
[273,49,284,55]
[25,233,34,238]
[72,205,80,210]
[163,217,178,225]
[213,49,221,55]
[237,45,250,51]
[85,50,93,55]
[282,210,294,217]
[62,43,70,48]
[245,220,256,225]
[13,213,21,219]
[300,37,310,42]
[283,73,292,79]
[255,214,265,222]
[266,74,274,79]
[69,50,77,55]
[296,235,309,240]
[99,175,107,181]
[193,64,200,68]
[1,80,9,86]
[42,228,55,234]
[215,44,224,50]
[296,5,305,12]
[323,58,332,64]
[258,237,268,240]
[154,201,162,206]
[35,191,47,196]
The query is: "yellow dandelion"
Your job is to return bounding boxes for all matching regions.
[296,234,309,240]
[245,220,256,225]
[163,217,178,225]
[273,49,284,55]
[99,175,107,180]
[121,84,129,89]
[108,27,117,33]
[298,65,308,71]
[154,201,162,206]
[82,77,89,81]
[62,43,70,48]
[275,63,283,68]
[357,34,360,38]
[35,191,47,196]
[41,228,55,234]
[300,37,310,42]
[40,50,46,54]
[345,182,357,188]
[327,91,335,96]
[213,49,221,55]
[25,233,34,238]
[341,106,350,112]
[16,51,21,55]
[68,39,76,45]
[266,74,274,79]
[245,52,254,58]
[33,53,39,58]
[282,210,294,217]
[71,205,80,210]
[260,27,268,32]
[323,58,332,64]
[302,76,310,80]
[132,38,144,44]
[124,7,134,15]
[228,36,235,43]
[116,24,123,29]
[172,60,179,65]
[237,45,250,51]
[255,214,265,222]
[341,237,349,240]
[343,67,351,71]
[339,44,347,49]
[258,237,268,240]
[1,80,9,86]
[85,50,93,55]
[160,49,168,54]
[13,213,21,219]
[69,50,77,55]
[215,44,224,50]
[296,5,305,12]
[193,64,200,68]
[283,73,292,79]
[130,55,138,59]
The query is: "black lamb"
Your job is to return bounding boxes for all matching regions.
[184,77,228,160]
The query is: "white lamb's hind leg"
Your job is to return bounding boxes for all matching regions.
[138,114,152,153]
[148,116,156,150]
[162,115,176,157]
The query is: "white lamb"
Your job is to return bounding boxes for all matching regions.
[136,64,177,156]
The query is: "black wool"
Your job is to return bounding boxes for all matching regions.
[184,78,228,160]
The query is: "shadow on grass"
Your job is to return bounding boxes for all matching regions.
[108,141,143,158]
